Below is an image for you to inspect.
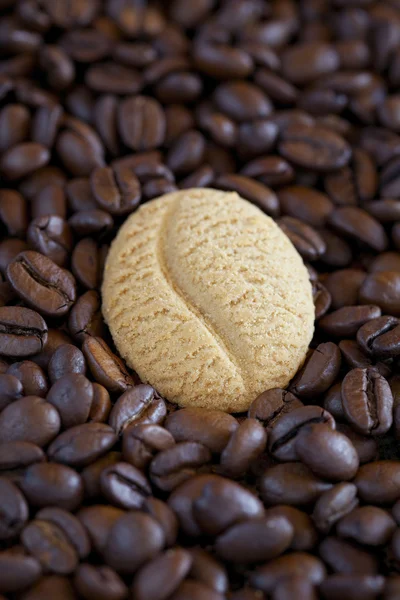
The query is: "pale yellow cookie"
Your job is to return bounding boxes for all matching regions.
[102,188,314,412]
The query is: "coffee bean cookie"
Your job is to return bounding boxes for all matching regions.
[102,189,314,412]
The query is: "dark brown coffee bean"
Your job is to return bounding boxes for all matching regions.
[255,68,298,105]
[47,374,93,429]
[268,405,335,462]
[329,207,388,252]
[123,424,174,471]
[81,451,121,500]
[7,251,76,318]
[169,580,224,600]
[47,422,117,468]
[165,407,238,453]
[0,238,29,275]
[166,129,205,175]
[66,177,98,212]
[278,186,333,227]
[70,237,100,290]
[240,154,293,185]
[320,574,385,600]
[20,462,83,510]
[74,563,128,600]
[0,477,29,540]
[36,507,90,559]
[341,367,393,436]
[0,142,50,180]
[325,269,367,311]
[109,384,166,435]
[219,418,266,479]
[357,316,400,358]
[0,306,47,358]
[48,344,86,384]
[0,441,45,478]
[21,519,77,575]
[100,461,151,509]
[6,361,47,398]
[93,94,120,156]
[104,511,165,574]
[91,164,141,216]
[193,43,253,79]
[355,460,400,504]
[143,496,178,547]
[89,383,111,423]
[319,305,382,337]
[188,548,228,594]
[77,505,124,555]
[295,424,359,481]
[250,552,326,594]
[339,340,371,370]
[0,189,28,237]
[0,551,41,594]
[282,42,339,84]
[82,336,133,393]
[250,388,303,429]
[336,505,396,546]
[381,155,400,197]
[0,373,23,410]
[215,515,293,564]
[30,183,67,221]
[56,119,105,178]
[260,462,332,506]
[322,535,379,575]
[29,328,71,371]
[27,215,72,267]
[68,290,104,343]
[293,342,341,398]
[0,104,30,153]
[0,396,60,446]
[279,125,351,171]
[215,173,279,217]
[69,209,113,238]
[150,441,211,492]
[278,217,326,261]
[359,271,400,317]
[214,81,272,122]
[85,62,143,95]
[312,483,359,534]
[118,95,165,152]
[131,547,192,600]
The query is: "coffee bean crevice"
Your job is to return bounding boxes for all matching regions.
[2,1,400,599]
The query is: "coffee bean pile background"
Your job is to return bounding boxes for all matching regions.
[5,0,400,599]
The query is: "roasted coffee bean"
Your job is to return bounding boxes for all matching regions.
[77,504,125,555]
[166,129,205,175]
[47,374,93,429]
[20,462,83,510]
[215,515,293,564]
[324,269,367,310]
[215,174,279,217]
[312,483,359,534]
[19,575,77,599]
[355,460,400,504]
[213,81,272,122]
[272,577,318,600]
[47,422,117,468]
[0,441,45,475]
[341,368,393,436]
[265,505,317,552]
[260,462,332,506]
[68,290,105,343]
[131,547,192,600]
[0,477,29,540]
[91,164,141,216]
[81,451,121,499]
[319,536,378,575]
[82,336,133,393]
[74,563,128,600]
[169,580,225,600]
[118,95,165,152]
[6,361,47,397]
[336,505,396,546]
[27,215,71,267]
[56,117,105,177]
[66,177,98,212]
[188,548,228,594]
[278,185,333,227]
[29,328,71,371]
[319,305,382,338]
[357,316,400,358]
[104,511,165,574]
[0,396,60,446]
[359,271,400,316]
[0,551,42,594]
[48,344,86,383]
[0,142,50,180]
[292,342,341,398]
[250,553,326,594]
[0,373,23,410]
[89,383,112,423]
[268,405,335,462]
[21,519,78,574]
[219,418,267,478]
[0,104,30,153]
[7,251,76,318]
[93,95,120,156]
[320,574,385,600]
[150,441,212,491]
[336,424,379,465]
[329,207,388,253]
[248,388,303,426]
[0,306,47,358]
[0,189,28,237]
[100,461,151,510]
[69,209,113,238]
[143,497,179,548]
[295,423,359,481]
[278,216,326,261]
[36,507,90,559]
[109,384,166,435]
[165,407,238,453]
[282,42,339,85]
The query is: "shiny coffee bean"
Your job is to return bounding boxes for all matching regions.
[0,396,60,446]
[47,422,117,468]
[20,462,83,510]
[100,461,151,509]
[82,336,133,393]
[150,441,212,491]
[47,374,93,429]
[6,361,47,397]
[122,423,175,470]
[0,306,47,358]
[109,384,166,435]
[248,388,303,427]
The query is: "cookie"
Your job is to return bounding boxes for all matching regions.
[102,188,314,412]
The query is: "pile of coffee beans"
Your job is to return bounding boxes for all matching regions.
[4,1,400,598]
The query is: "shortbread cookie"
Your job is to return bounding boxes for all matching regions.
[102,189,314,412]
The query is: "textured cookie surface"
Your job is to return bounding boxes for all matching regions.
[102,189,314,412]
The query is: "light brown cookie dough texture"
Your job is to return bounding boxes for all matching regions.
[102,188,314,412]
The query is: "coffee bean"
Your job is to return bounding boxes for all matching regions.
[77,505,125,555]
[47,374,93,429]
[213,81,272,122]
[248,388,303,427]
[0,142,49,180]
[341,368,393,436]
[144,497,179,548]
[91,164,141,216]
[268,405,335,462]
[82,336,133,393]
[266,506,318,552]
[89,383,112,423]
[0,396,60,446]
[215,174,279,217]
[109,384,166,435]
[93,95,120,156]
[260,462,332,506]
[324,269,367,310]
[0,477,29,540]
[7,251,76,318]
[0,441,45,475]
[19,575,76,599]
[21,519,78,575]
[319,305,382,337]
[323,535,380,575]
[278,185,333,227]
[74,563,128,600]
[278,216,326,261]
[169,580,225,600]
[0,306,47,358]
[357,316,400,359]
[0,551,41,594]
[131,547,192,600]
[250,553,326,594]
[292,342,341,398]
[215,515,293,564]
[104,512,165,574]
[150,441,212,491]
[165,407,238,453]
[188,548,228,594]
[219,418,267,478]
[272,577,318,600]
[329,207,388,252]
[31,104,63,148]
[0,189,28,237]
[66,177,98,212]
[359,271,400,316]
[36,507,90,559]
[100,461,151,509]
[312,483,359,535]
[47,422,117,468]
[20,462,83,511]
[48,344,86,384]
[29,328,71,371]
[295,423,359,481]
[320,574,385,600]
[282,42,339,84]
[166,129,205,175]
[336,505,396,546]
[355,460,400,504]
[0,373,23,410]
[68,290,105,343]
[0,104,30,153]
[27,215,72,267]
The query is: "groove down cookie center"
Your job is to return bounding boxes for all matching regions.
[102,188,315,413]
